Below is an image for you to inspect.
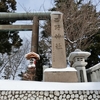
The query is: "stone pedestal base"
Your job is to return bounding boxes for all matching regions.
[43,67,78,82]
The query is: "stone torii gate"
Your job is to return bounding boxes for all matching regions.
[0,12,78,82]
[0,12,51,53]
[0,11,66,66]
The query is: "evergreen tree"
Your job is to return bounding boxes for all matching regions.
[0,0,23,79]
[0,0,22,55]
[35,40,50,81]
[86,30,100,68]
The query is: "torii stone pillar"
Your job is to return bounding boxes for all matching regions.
[44,12,78,82]
[31,16,39,53]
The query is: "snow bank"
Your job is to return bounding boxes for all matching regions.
[0,80,100,91]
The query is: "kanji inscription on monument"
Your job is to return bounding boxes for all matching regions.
[51,12,66,68]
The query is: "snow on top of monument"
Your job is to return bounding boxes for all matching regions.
[44,67,77,72]
[51,11,62,15]
[0,80,100,91]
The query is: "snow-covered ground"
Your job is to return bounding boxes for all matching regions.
[0,80,100,91]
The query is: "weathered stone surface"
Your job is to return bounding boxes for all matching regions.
[75,94,79,98]
[44,91,49,97]
[67,94,70,99]
[51,13,66,68]
[20,94,24,98]
[15,94,19,98]
[44,70,78,82]
[59,95,62,100]
[44,97,47,100]
[0,90,100,100]
[54,96,58,100]
[39,91,44,95]
[30,97,35,100]
[50,94,54,98]
[71,94,75,98]
[54,91,60,96]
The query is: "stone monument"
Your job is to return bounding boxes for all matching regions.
[44,12,78,82]
[51,12,66,68]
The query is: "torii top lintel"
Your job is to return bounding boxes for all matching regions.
[0,11,61,20]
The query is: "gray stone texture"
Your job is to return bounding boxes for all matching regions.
[0,90,100,100]
[51,13,66,68]
[44,70,78,82]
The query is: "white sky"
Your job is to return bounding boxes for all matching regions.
[15,0,100,39]
[16,0,54,12]
[15,0,55,39]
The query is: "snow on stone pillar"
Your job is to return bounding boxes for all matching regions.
[69,49,91,82]
[44,12,78,82]
[43,65,49,81]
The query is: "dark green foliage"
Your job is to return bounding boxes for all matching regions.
[0,0,23,54]
[35,42,50,81]
[9,31,23,48]
[35,55,46,81]
[86,30,100,68]
[0,31,22,54]
[0,0,16,12]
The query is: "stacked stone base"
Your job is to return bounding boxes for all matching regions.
[44,68,78,82]
[0,90,100,100]
[0,80,100,100]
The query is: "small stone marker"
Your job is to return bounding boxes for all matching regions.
[51,12,66,68]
